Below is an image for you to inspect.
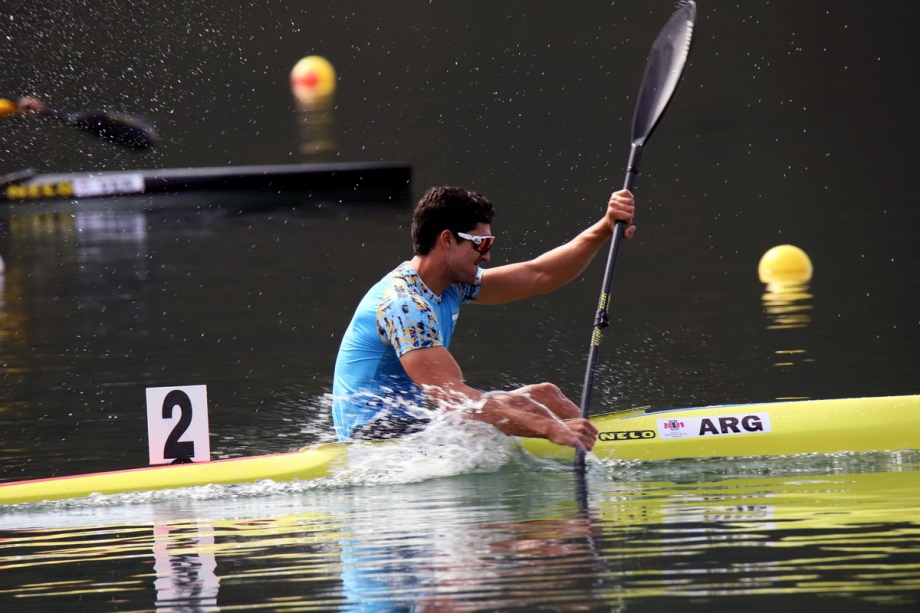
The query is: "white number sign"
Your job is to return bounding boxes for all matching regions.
[146,385,211,465]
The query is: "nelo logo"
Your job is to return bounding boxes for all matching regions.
[599,430,656,442]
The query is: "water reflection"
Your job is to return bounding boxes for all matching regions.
[1,457,918,610]
[762,278,813,331]
[153,521,219,612]
[3,208,151,358]
[335,479,612,612]
[294,96,337,159]
[596,467,920,604]
[762,278,815,372]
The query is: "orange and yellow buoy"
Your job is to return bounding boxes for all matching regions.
[290,55,337,101]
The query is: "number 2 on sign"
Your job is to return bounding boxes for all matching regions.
[146,385,211,465]
[162,390,195,460]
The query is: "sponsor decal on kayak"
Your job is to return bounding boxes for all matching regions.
[4,174,145,201]
[73,174,145,197]
[656,412,772,440]
[599,430,656,442]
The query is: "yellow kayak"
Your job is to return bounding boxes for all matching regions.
[522,394,920,461]
[0,443,350,506]
[2,395,918,505]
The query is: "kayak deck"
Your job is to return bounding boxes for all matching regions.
[522,394,920,461]
[2,395,918,506]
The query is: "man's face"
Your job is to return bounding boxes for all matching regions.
[447,222,492,284]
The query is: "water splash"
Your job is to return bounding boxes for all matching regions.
[324,417,519,487]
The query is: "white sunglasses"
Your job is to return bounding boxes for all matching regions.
[455,232,495,253]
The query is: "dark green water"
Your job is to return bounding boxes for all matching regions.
[2,0,919,610]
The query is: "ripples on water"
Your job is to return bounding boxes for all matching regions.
[1,438,918,612]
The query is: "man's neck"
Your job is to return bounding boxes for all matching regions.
[409,255,449,297]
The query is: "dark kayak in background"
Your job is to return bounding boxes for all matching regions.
[0,161,412,204]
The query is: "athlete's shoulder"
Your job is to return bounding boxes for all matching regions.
[376,261,437,304]
[378,273,436,321]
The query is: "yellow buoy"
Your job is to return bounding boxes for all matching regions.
[758,244,813,284]
[290,55,336,100]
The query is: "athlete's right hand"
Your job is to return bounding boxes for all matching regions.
[547,418,598,451]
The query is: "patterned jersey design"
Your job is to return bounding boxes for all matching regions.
[377,266,443,356]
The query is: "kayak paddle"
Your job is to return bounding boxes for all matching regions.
[575,1,696,472]
[41,107,158,150]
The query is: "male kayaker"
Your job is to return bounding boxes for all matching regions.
[332,186,636,451]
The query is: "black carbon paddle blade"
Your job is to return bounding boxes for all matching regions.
[631,1,695,147]
[65,110,158,150]
[43,108,158,150]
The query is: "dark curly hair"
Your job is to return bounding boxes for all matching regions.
[411,186,495,256]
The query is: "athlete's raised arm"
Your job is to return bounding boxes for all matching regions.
[476,190,636,305]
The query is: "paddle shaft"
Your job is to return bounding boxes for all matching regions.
[580,144,642,415]
[572,2,694,473]
[574,144,642,472]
